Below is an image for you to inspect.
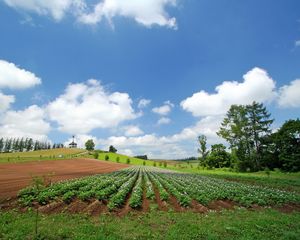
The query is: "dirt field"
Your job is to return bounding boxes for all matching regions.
[0,158,128,200]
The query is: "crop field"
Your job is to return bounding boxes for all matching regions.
[13,166,300,215]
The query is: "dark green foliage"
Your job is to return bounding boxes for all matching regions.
[134,155,148,160]
[109,145,117,153]
[126,158,130,164]
[116,156,120,163]
[218,102,273,171]
[206,144,231,168]
[93,152,99,159]
[85,139,95,151]
[105,155,109,161]
[274,119,300,172]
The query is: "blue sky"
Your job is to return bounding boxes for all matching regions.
[0,0,299,158]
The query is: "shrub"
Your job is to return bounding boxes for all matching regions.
[163,161,167,168]
[105,155,109,161]
[116,156,120,163]
[143,161,146,166]
[153,162,157,167]
[126,158,131,164]
[93,152,99,159]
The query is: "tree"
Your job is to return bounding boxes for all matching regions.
[274,119,300,172]
[0,138,3,152]
[109,145,117,153]
[85,139,95,151]
[197,135,209,166]
[217,102,273,171]
[207,144,231,168]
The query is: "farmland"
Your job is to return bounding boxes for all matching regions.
[0,148,87,164]
[15,166,300,213]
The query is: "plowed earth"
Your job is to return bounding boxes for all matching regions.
[0,158,128,200]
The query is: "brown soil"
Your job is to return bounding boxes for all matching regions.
[39,201,67,214]
[142,187,150,212]
[84,200,107,216]
[65,199,90,214]
[153,186,168,211]
[208,200,236,211]
[116,193,132,217]
[0,158,128,200]
[190,200,209,213]
[168,195,185,212]
[275,203,300,213]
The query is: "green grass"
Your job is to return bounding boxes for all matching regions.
[1,208,299,240]
[98,152,160,166]
[0,148,87,164]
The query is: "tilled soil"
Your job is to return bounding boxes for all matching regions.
[0,158,128,200]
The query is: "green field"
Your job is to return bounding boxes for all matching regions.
[1,149,300,240]
[1,208,299,240]
[0,148,87,164]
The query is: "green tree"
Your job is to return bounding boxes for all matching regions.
[109,145,117,153]
[197,135,209,166]
[0,138,3,152]
[85,139,95,151]
[217,102,273,171]
[274,119,300,172]
[207,144,231,168]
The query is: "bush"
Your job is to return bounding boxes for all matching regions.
[105,155,109,161]
[116,156,120,163]
[143,161,146,166]
[163,161,167,168]
[153,162,157,167]
[126,158,131,164]
[93,152,99,159]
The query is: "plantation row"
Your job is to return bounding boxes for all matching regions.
[18,167,300,211]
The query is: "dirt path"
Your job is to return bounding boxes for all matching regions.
[0,158,128,200]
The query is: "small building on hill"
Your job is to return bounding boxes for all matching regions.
[69,136,77,148]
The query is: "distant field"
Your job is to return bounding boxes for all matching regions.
[0,148,87,164]
[98,152,160,166]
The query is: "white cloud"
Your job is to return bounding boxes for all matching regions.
[3,0,84,21]
[47,79,138,134]
[0,59,41,90]
[123,125,144,137]
[157,117,171,125]
[278,79,300,108]
[3,0,177,29]
[78,0,177,29]
[0,92,15,112]
[152,100,174,115]
[138,98,151,108]
[0,105,50,140]
[181,67,277,117]
[295,40,300,47]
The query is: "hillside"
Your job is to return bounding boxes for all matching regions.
[0,148,87,164]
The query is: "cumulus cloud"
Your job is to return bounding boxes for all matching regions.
[0,105,50,140]
[0,92,15,112]
[78,0,177,28]
[152,100,174,115]
[3,0,84,21]
[278,79,300,108]
[123,125,144,137]
[47,79,138,134]
[3,0,177,29]
[138,98,151,108]
[0,59,41,89]
[181,67,277,117]
[157,117,171,125]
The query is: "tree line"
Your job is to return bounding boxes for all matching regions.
[198,102,300,172]
[0,137,65,153]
